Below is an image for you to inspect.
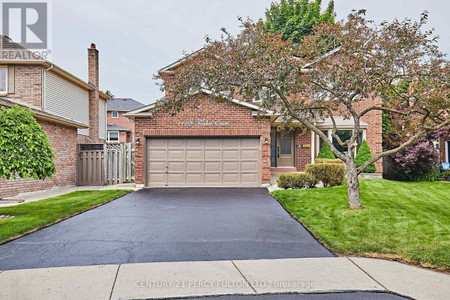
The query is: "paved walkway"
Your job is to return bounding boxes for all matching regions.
[0,183,141,207]
[0,257,448,300]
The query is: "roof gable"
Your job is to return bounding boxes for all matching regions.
[107,98,145,111]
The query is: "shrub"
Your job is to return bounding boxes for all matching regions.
[414,170,440,182]
[317,142,335,159]
[314,158,344,165]
[440,170,450,181]
[355,140,376,173]
[305,163,345,187]
[277,173,318,189]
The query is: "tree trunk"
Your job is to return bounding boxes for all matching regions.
[346,159,362,209]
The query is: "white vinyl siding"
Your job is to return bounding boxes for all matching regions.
[44,71,89,135]
[99,99,107,140]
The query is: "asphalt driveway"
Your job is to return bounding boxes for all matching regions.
[0,188,333,270]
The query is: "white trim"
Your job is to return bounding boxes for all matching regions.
[158,48,205,73]
[446,140,449,163]
[0,66,8,95]
[107,131,119,143]
[111,111,119,118]
[311,131,315,163]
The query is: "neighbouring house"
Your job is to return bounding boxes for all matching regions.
[107,98,144,143]
[125,54,383,188]
[439,133,450,165]
[0,36,109,197]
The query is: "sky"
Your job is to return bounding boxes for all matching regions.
[49,0,449,105]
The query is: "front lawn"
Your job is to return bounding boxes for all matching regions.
[272,180,450,270]
[0,190,131,244]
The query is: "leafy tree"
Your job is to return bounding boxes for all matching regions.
[355,140,376,173]
[317,142,335,159]
[156,11,449,209]
[264,0,335,44]
[0,105,56,183]
[105,90,114,98]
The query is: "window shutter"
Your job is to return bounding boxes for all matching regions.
[7,65,14,93]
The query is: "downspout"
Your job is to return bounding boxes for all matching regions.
[42,64,54,111]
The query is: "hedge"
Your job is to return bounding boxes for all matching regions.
[305,163,345,187]
[314,158,344,165]
[277,173,318,189]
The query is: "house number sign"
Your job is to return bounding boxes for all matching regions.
[178,119,230,126]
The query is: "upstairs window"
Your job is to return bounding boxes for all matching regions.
[0,67,7,94]
[111,111,119,118]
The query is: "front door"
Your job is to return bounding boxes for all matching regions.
[276,131,295,167]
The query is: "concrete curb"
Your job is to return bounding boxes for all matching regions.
[0,257,448,300]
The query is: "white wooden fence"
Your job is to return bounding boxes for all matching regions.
[106,142,135,185]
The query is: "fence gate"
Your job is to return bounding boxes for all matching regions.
[106,143,135,185]
[77,144,106,186]
[77,143,135,186]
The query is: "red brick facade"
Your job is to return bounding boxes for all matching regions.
[440,134,449,163]
[0,119,78,197]
[108,111,135,143]
[6,65,43,108]
[134,94,271,185]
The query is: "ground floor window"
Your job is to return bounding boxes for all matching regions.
[446,141,450,163]
[107,131,119,143]
[318,129,364,155]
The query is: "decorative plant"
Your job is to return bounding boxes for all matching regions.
[355,140,376,173]
[0,105,56,183]
[317,142,335,159]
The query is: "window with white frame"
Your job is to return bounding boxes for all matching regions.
[111,111,119,118]
[0,67,7,94]
[107,131,119,142]
[318,129,364,155]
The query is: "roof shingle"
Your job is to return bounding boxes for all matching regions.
[107,98,145,112]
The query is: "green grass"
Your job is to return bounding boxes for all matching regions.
[0,190,132,244]
[272,180,450,270]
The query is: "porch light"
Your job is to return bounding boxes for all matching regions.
[265,137,269,144]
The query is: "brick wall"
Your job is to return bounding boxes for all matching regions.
[440,134,449,163]
[0,119,78,198]
[108,111,135,143]
[134,94,271,185]
[294,129,312,172]
[5,65,43,109]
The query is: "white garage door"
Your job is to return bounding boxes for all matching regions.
[146,137,261,187]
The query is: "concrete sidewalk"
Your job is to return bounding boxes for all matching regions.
[0,257,448,300]
[0,183,141,207]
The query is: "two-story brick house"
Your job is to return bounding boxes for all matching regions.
[107,98,144,143]
[125,54,383,188]
[0,37,109,197]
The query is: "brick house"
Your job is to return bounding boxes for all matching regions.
[125,56,383,188]
[107,98,144,143]
[0,38,109,197]
[439,133,450,165]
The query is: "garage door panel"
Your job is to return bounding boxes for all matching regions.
[222,139,240,148]
[186,139,203,148]
[148,161,166,171]
[186,173,203,183]
[241,138,259,147]
[223,161,240,172]
[242,149,258,160]
[168,139,185,148]
[204,139,221,148]
[168,149,184,160]
[168,161,184,172]
[242,173,258,184]
[204,161,221,172]
[204,173,221,183]
[167,173,185,184]
[223,150,239,160]
[186,161,203,172]
[242,161,258,171]
[186,149,203,160]
[223,173,240,183]
[148,150,166,160]
[148,173,166,185]
[205,150,221,160]
[147,137,260,187]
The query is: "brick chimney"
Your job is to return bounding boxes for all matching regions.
[87,43,100,143]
